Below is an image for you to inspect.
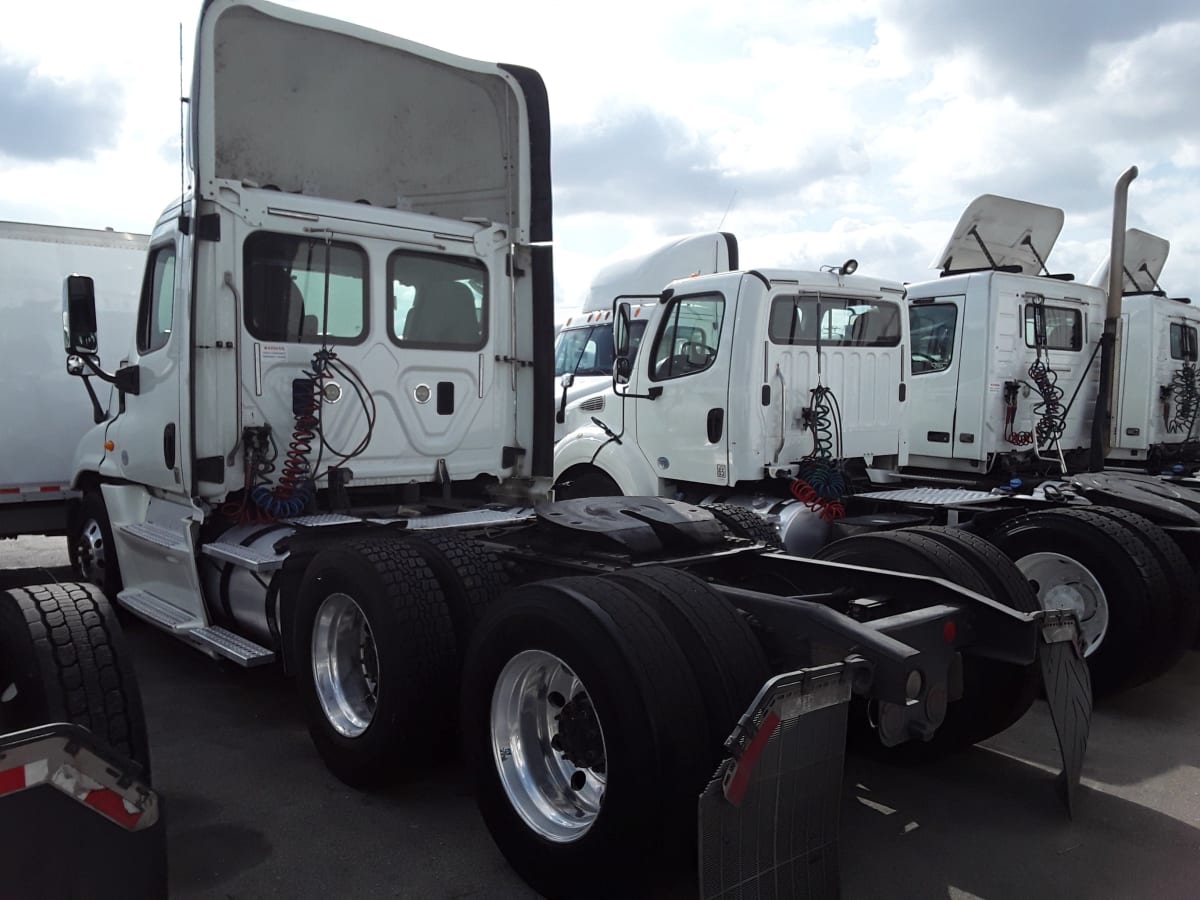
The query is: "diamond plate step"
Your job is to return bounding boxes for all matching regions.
[117,589,201,631]
[856,487,996,506]
[119,522,190,552]
[202,541,287,573]
[189,626,275,667]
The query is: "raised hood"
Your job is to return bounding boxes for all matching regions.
[190,0,550,242]
[1087,228,1170,294]
[932,194,1064,276]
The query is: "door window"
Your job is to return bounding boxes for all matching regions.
[1024,302,1082,351]
[136,245,176,354]
[554,321,647,376]
[648,293,725,381]
[244,233,367,344]
[1170,322,1198,361]
[909,303,958,374]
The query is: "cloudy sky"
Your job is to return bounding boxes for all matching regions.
[1,0,1197,321]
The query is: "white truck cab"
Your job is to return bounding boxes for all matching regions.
[1090,229,1200,469]
[553,232,737,440]
[903,195,1107,477]
[554,263,908,503]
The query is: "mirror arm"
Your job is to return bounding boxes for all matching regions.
[80,375,108,424]
[77,355,141,396]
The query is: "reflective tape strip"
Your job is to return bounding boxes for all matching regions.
[0,759,49,796]
[723,710,781,808]
[82,787,143,829]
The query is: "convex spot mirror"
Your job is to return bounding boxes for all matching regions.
[63,274,99,356]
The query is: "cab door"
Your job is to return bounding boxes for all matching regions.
[103,231,191,497]
[634,282,738,485]
[905,295,967,459]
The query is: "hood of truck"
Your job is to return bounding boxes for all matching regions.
[190,0,550,242]
[932,194,1063,276]
[1087,228,1170,293]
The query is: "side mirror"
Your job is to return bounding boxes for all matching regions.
[614,356,632,385]
[63,275,99,356]
[560,373,575,389]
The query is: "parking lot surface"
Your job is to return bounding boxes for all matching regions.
[4,536,1198,899]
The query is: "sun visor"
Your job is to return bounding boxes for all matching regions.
[931,194,1064,275]
[190,0,545,240]
[1087,228,1170,293]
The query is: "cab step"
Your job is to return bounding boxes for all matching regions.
[201,540,287,573]
[116,589,274,666]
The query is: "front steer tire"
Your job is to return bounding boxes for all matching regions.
[462,576,709,900]
[295,538,457,788]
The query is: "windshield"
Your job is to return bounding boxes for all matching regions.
[554,320,647,376]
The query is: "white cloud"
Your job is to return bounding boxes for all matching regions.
[0,0,1196,307]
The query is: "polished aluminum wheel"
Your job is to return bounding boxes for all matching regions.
[491,649,608,843]
[75,517,109,586]
[311,592,379,738]
[1017,551,1108,656]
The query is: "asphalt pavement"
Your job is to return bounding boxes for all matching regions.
[3,535,1199,899]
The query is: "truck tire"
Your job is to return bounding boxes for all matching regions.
[552,468,621,500]
[0,583,150,778]
[813,530,1038,755]
[401,531,510,654]
[461,576,709,899]
[702,502,784,548]
[604,566,770,769]
[1084,506,1200,666]
[68,492,122,599]
[988,508,1174,696]
[294,537,457,787]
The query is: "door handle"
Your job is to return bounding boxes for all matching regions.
[163,423,176,469]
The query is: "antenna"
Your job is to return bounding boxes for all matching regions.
[179,23,186,209]
[717,189,738,230]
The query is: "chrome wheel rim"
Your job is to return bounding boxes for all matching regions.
[491,649,607,843]
[75,518,108,585]
[1017,552,1108,656]
[311,592,379,738]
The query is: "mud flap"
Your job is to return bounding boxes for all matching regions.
[0,723,165,899]
[699,664,851,900]
[1038,610,1092,818]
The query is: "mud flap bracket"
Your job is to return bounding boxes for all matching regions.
[699,663,851,900]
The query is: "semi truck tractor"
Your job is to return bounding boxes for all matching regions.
[14,1,1097,897]
[554,188,1200,697]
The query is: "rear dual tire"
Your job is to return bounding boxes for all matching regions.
[463,571,767,898]
[988,508,1177,696]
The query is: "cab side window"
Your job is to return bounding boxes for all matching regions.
[136,244,176,354]
[648,293,724,381]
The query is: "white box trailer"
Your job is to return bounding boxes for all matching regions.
[0,222,148,538]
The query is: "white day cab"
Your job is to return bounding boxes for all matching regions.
[3,2,1098,897]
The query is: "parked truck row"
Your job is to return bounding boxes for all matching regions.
[553,191,1200,698]
[0,1,1178,897]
